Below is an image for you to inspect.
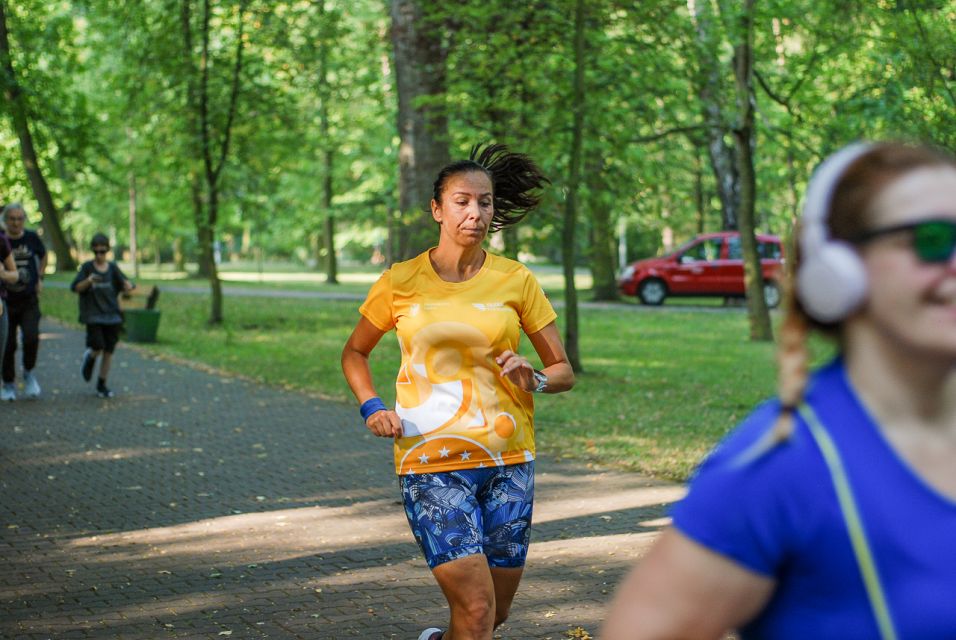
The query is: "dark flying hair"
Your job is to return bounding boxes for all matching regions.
[431,143,550,232]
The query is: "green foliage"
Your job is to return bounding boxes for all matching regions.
[3,0,954,268]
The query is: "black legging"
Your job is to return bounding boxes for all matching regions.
[2,295,40,383]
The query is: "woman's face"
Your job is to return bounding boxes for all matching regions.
[855,165,956,359]
[431,171,494,248]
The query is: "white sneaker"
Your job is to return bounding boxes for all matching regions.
[23,371,41,398]
[417,629,443,640]
[1,383,15,402]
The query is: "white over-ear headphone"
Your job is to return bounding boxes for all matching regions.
[796,142,875,323]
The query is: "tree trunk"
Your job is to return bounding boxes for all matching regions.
[323,167,337,285]
[390,0,450,260]
[0,1,76,271]
[694,143,706,234]
[500,227,518,260]
[128,172,140,279]
[732,0,772,341]
[561,0,586,373]
[688,0,739,231]
[316,0,338,284]
[311,231,322,271]
[588,154,619,301]
[190,173,210,277]
[205,189,223,324]
[173,236,186,271]
[182,0,245,324]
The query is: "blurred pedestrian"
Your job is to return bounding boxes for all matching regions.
[603,141,956,639]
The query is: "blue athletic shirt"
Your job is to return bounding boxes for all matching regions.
[672,358,956,639]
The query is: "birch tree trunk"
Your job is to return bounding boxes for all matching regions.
[688,0,739,231]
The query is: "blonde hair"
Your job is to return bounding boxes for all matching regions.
[731,257,811,466]
[770,263,812,441]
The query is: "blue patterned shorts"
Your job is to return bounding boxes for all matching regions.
[400,461,535,569]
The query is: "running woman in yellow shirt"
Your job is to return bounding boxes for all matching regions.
[342,144,575,640]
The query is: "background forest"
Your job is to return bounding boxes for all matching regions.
[2,0,954,329]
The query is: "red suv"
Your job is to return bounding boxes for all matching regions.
[618,231,785,307]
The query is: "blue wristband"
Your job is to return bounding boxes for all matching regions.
[360,397,387,421]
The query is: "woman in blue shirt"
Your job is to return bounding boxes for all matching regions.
[603,141,956,639]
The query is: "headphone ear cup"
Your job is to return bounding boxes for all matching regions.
[797,241,868,323]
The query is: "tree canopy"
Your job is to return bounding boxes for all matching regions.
[2,0,953,326]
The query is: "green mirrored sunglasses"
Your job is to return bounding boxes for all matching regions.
[853,218,956,263]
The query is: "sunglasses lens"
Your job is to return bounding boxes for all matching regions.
[914,221,956,263]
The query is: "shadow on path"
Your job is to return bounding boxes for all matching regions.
[0,321,682,639]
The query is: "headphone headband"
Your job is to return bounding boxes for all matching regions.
[800,142,874,254]
[796,142,875,323]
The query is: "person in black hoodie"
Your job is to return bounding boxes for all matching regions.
[70,233,134,398]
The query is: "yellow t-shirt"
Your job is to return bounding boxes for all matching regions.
[360,251,557,475]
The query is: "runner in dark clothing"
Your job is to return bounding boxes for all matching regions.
[70,233,134,398]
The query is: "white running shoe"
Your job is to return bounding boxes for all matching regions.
[417,629,443,640]
[1,383,15,402]
[23,371,41,398]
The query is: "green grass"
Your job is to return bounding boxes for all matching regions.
[42,270,832,481]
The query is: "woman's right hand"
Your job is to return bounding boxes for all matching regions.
[366,409,403,438]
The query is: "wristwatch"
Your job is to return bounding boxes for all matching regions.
[532,370,548,393]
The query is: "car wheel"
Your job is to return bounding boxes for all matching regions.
[763,281,781,309]
[638,278,667,305]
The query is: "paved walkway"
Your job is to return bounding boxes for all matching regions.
[0,320,684,639]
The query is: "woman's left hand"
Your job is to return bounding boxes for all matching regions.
[496,350,536,392]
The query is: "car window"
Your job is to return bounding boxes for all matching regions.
[726,236,782,260]
[727,236,742,260]
[682,238,722,262]
[759,241,782,260]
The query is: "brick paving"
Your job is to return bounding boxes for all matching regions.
[0,320,684,639]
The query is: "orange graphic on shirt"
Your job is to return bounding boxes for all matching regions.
[395,321,521,461]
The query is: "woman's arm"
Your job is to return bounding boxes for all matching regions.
[0,253,17,284]
[497,321,575,393]
[601,528,775,640]
[341,316,403,438]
